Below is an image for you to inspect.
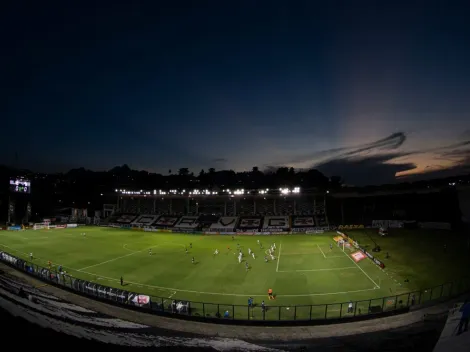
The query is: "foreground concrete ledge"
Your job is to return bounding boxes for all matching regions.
[0,263,457,341]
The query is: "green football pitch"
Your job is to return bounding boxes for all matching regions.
[0,227,469,320]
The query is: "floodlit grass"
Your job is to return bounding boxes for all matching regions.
[0,227,468,320]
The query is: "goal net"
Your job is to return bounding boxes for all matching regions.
[33,222,50,230]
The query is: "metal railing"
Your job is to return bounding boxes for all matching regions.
[1,251,469,324]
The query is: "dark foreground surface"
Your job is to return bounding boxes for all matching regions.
[0,262,465,351]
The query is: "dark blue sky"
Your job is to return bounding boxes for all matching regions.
[2,1,470,184]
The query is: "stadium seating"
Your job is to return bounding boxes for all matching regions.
[237,216,263,231]
[131,214,159,226]
[197,214,220,228]
[209,216,239,232]
[173,216,201,229]
[262,216,290,230]
[116,214,138,224]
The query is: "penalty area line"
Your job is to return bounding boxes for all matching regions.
[317,244,326,258]
[277,267,357,273]
[276,242,282,272]
[77,245,159,271]
[341,246,381,289]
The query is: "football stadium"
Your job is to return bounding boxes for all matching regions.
[1,186,470,322]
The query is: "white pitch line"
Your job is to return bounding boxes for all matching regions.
[0,242,378,298]
[163,291,177,304]
[341,247,381,288]
[75,269,380,298]
[78,245,158,271]
[317,244,326,258]
[276,242,282,272]
[278,267,357,273]
[122,244,136,253]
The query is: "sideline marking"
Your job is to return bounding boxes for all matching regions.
[276,242,282,272]
[278,267,357,273]
[317,244,326,258]
[0,243,378,298]
[81,241,185,270]
[73,269,380,298]
[341,246,381,288]
[122,244,136,253]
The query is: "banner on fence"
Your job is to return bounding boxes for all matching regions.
[338,224,364,230]
[371,220,404,228]
[337,231,385,268]
[174,229,196,234]
[66,223,78,228]
[7,226,21,231]
[351,251,366,262]
[56,225,66,229]
[418,222,451,230]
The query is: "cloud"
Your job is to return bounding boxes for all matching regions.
[265,131,470,185]
[316,154,416,185]
[212,158,228,163]
[270,132,408,167]
[342,132,406,157]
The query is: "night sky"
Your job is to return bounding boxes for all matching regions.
[2,1,470,185]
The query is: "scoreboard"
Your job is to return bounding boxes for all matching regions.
[9,178,31,194]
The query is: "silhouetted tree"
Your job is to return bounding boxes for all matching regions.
[178,168,189,176]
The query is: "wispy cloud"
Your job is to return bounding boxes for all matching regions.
[266,131,470,185]
[212,158,228,163]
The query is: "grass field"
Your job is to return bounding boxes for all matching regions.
[1,227,469,320]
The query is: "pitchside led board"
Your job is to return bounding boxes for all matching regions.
[9,178,31,194]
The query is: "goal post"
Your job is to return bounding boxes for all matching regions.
[33,222,49,230]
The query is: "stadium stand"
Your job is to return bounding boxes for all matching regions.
[237,216,263,231]
[291,215,315,228]
[276,198,294,215]
[173,216,200,229]
[116,214,138,224]
[153,215,180,227]
[196,199,226,215]
[155,199,171,214]
[197,214,220,229]
[295,197,315,214]
[238,199,255,215]
[262,216,290,230]
[255,198,274,214]
[172,199,186,214]
[209,216,239,232]
[131,214,159,226]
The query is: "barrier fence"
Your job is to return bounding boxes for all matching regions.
[1,251,469,324]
